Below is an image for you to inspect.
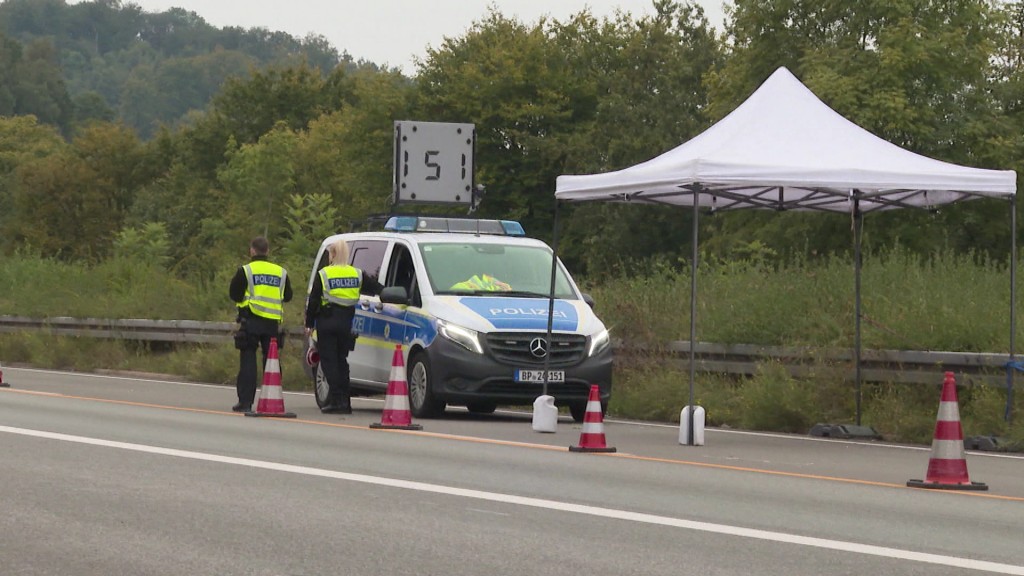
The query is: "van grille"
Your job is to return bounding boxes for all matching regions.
[485,332,587,366]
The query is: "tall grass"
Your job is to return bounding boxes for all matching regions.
[0,253,229,321]
[585,246,1018,352]
[581,247,1022,446]
[2,249,1022,447]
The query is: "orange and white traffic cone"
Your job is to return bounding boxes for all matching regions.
[569,384,616,453]
[370,345,422,430]
[245,338,296,419]
[907,372,986,490]
[0,361,9,388]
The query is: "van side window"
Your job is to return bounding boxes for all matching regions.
[385,243,420,306]
[349,240,387,281]
[315,250,330,273]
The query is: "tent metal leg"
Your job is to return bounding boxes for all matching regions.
[854,198,863,426]
[1009,195,1017,423]
[687,189,699,445]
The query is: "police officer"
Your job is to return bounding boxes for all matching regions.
[229,236,293,412]
[304,239,382,414]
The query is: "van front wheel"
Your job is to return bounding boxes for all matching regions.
[408,352,445,418]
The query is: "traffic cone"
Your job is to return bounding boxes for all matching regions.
[0,361,9,388]
[370,345,422,430]
[907,372,987,490]
[569,385,616,453]
[245,338,296,419]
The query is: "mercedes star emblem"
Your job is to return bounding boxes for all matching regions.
[529,337,548,358]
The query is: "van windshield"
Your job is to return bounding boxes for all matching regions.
[421,242,577,298]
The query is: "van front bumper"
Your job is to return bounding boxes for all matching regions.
[426,335,613,407]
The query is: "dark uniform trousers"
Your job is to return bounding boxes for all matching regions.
[316,305,356,407]
[236,313,283,407]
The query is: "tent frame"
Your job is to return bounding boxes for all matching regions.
[595,183,1018,433]
[553,67,1018,435]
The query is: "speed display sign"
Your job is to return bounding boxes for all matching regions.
[393,120,475,206]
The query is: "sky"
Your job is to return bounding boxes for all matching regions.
[104,0,728,74]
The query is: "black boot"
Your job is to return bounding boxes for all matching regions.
[322,395,352,415]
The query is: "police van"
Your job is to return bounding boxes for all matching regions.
[301,216,612,421]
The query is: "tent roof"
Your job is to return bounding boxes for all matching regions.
[555,67,1017,213]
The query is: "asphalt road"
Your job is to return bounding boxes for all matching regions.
[1,366,1022,576]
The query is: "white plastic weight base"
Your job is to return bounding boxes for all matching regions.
[532,395,558,433]
[679,405,706,446]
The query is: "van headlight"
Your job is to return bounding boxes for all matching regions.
[588,329,610,357]
[438,319,483,354]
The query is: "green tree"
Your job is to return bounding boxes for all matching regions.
[113,221,171,268]
[415,3,722,273]
[296,67,414,224]
[702,0,1017,261]
[0,31,74,133]
[278,192,340,272]
[0,32,19,113]
[217,121,299,242]
[72,90,116,125]
[10,152,116,260]
[554,1,723,274]
[66,0,144,55]
[127,158,232,277]
[119,50,257,139]
[12,37,74,133]
[209,63,330,146]
[6,120,149,260]
[0,115,65,252]
[1,0,348,138]
[416,10,592,234]
[70,121,150,214]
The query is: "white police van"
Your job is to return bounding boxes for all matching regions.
[301,216,612,421]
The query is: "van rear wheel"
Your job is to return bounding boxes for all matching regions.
[313,364,329,408]
[408,352,445,418]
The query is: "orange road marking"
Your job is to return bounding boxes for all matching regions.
[5,387,1022,502]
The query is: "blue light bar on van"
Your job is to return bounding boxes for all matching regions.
[500,220,525,236]
[384,216,419,232]
[383,216,525,236]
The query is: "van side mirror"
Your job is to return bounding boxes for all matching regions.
[381,286,409,305]
[582,293,595,308]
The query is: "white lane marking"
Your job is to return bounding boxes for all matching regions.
[2,425,1021,575]
[466,508,511,517]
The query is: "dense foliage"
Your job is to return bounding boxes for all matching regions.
[0,0,355,137]
[0,0,1023,282]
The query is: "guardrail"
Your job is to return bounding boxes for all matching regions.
[640,340,1013,388]
[0,316,245,344]
[0,315,1014,388]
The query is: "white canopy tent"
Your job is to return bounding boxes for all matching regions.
[554,66,1018,435]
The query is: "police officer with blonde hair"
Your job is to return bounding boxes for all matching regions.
[304,239,382,414]
[229,236,293,412]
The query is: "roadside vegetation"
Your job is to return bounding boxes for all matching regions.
[2,249,1021,449]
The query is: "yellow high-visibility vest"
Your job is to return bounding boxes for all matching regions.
[450,274,508,291]
[239,261,286,320]
[319,265,361,307]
